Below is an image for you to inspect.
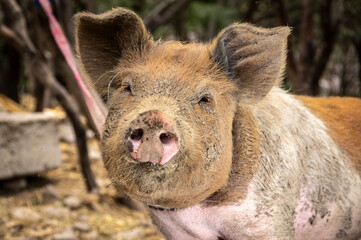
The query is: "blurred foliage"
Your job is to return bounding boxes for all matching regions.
[186,2,237,40]
[0,0,360,98]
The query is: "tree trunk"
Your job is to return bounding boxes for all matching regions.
[244,0,258,22]
[174,7,187,41]
[298,0,315,94]
[272,0,299,90]
[0,2,22,102]
[354,38,361,96]
[0,44,21,102]
[310,0,342,96]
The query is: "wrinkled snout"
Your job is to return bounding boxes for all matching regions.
[127,110,179,165]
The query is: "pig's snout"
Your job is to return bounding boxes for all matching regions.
[127,110,179,165]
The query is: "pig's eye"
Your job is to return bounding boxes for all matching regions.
[199,94,213,104]
[198,94,215,113]
[121,84,132,93]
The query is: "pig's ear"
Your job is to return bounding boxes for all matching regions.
[74,8,152,89]
[211,24,290,104]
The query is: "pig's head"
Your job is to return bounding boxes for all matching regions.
[74,8,289,209]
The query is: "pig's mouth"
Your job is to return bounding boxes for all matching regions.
[147,204,176,211]
[109,144,227,209]
[105,144,228,209]
[129,159,179,172]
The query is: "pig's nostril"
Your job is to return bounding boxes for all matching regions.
[160,132,175,145]
[130,129,143,141]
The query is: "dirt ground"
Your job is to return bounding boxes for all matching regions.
[0,95,165,240]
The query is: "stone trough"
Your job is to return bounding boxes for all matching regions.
[0,112,61,180]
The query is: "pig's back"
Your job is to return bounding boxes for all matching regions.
[297,96,361,175]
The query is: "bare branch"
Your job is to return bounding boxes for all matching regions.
[144,0,193,32]
[0,0,98,192]
[143,0,176,24]
[0,25,23,52]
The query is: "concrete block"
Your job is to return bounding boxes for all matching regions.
[0,112,62,180]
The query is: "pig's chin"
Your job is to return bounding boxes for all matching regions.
[106,149,231,209]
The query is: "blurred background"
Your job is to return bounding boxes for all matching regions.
[1,0,361,99]
[0,1,360,240]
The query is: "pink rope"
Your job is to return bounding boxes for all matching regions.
[39,0,105,134]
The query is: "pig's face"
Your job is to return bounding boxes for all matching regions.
[75,8,289,208]
[101,43,237,208]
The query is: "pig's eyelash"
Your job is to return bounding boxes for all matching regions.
[105,71,125,101]
[106,72,122,101]
[94,69,116,86]
[107,78,115,102]
[194,85,213,100]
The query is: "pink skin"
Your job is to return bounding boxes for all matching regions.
[148,188,277,240]
[149,187,361,240]
[128,111,179,165]
[293,189,361,240]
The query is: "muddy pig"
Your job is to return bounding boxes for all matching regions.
[74,8,361,240]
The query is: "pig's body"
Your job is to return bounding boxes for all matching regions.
[149,90,361,240]
[74,8,361,240]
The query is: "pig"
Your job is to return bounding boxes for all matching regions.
[74,8,361,240]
